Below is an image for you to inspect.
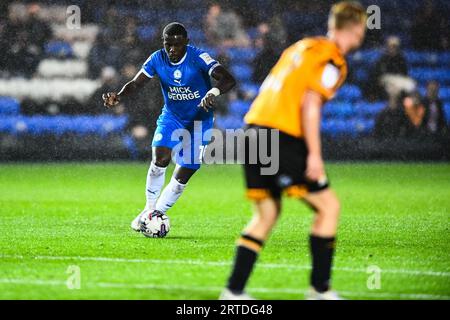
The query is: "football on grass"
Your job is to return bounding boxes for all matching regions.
[141,210,170,238]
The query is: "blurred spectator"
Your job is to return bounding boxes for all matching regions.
[0,21,7,73]
[254,16,287,49]
[118,64,162,141]
[365,36,409,101]
[89,15,152,79]
[374,36,408,79]
[88,32,122,78]
[411,0,450,51]
[88,67,120,114]
[374,100,403,139]
[360,20,383,49]
[205,3,250,48]
[119,16,147,67]
[4,32,40,77]
[252,17,286,84]
[375,91,427,139]
[422,81,447,136]
[281,1,337,43]
[25,3,52,51]
[401,91,426,138]
[0,0,12,20]
[101,7,122,39]
[1,6,49,77]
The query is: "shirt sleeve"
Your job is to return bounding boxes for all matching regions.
[141,52,158,78]
[195,49,220,76]
[308,61,344,101]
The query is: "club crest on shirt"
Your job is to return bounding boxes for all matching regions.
[174,69,182,80]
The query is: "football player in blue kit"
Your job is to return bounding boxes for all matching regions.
[103,22,236,232]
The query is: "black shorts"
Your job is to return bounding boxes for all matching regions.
[243,125,329,200]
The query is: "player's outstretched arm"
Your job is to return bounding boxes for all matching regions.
[198,66,236,112]
[211,66,236,95]
[102,71,150,108]
[302,90,325,182]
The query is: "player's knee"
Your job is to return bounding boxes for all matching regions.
[322,195,340,218]
[153,154,171,167]
[258,209,279,227]
[312,192,340,217]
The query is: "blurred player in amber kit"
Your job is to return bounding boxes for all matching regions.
[221,2,367,300]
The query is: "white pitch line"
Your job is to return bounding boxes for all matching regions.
[0,278,448,300]
[1,254,449,277]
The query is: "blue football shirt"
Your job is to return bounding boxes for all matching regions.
[141,45,220,123]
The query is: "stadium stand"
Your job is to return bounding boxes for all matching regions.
[0,0,449,160]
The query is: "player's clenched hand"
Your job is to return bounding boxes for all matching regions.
[198,88,220,112]
[306,154,325,182]
[102,92,120,108]
[198,93,216,112]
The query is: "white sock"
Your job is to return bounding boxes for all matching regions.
[155,177,187,213]
[145,162,167,210]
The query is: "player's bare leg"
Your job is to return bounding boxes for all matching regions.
[304,188,340,237]
[243,198,281,240]
[302,188,342,299]
[220,197,280,300]
[131,146,172,231]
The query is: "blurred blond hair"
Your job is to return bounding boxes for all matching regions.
[328,1,367,30]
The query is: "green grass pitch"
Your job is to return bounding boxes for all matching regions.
[0,162,449,300]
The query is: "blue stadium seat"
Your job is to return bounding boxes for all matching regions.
[45,41,74,58]
[351,118,375,135]
[0,115,128,136]
[438,52,450,66]
[444,103,450,123]
[416,86,450,101]
[350,49,381,64]
[440,87,450,101]
[97,115,128,136]
[354,101,385,117]
[180,9,204,26]
[0,118,10,133]
[72,116,100,135]
[418,86,427,97]
[240,82,260,97]
[52,116,73,135]
[335,84,362,101]
[247,27,259,40]
[122,134,139,160]
[0,116,26,134]
[410,68,450,84]
[24,116,45,135]
[353,68,369,83]
[229,100,251,116]
[0,97,20,115]
[137,25,156,41]
[188,28,207,44]
[404,51,439,67]
[231,64,253,82]
[135,10,157,24]
[322,118,375,137]
[323,102,355,119]
[406,51,450,67]
[321,119,348,136]
[227,48,258,63]
[215,115,244,130]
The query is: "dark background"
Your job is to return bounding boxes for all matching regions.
[0,0,449,161]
